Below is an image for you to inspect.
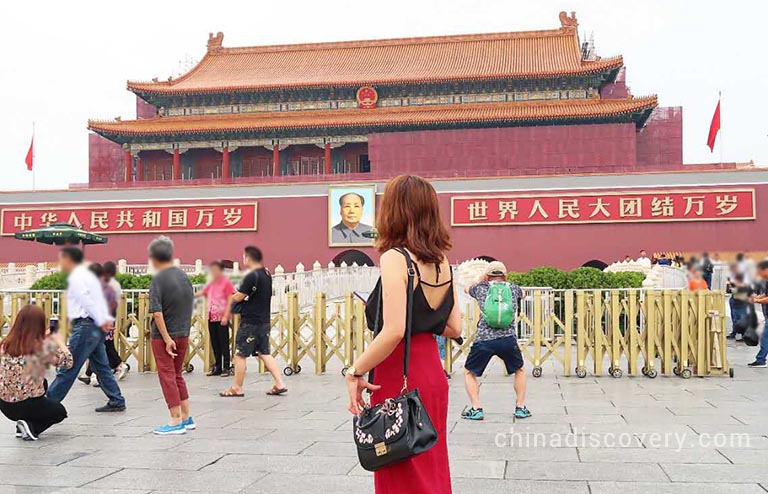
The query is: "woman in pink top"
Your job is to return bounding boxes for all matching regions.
[196,261,236,376]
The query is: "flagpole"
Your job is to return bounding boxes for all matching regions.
[718,91,723,165]
[31,122,35,191]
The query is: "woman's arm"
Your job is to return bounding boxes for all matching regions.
[442,284,463,339]
[221,293,234,325]
[350,250,407,374]
[45,332,73,369]
[194,284,209,298]
[345,250,408,414]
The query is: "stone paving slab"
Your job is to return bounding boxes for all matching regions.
[588,482,767,494]
[0,342,766,493]
[85,468,265,492]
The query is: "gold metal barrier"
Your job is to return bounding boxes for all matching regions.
[0,289,732,379]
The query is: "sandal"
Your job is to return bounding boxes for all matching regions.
[219,387,245,398]
[220,371,230,377]
[266,386,288,396]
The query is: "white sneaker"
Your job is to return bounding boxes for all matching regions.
[115,363,129,381]
[16,420,37,441]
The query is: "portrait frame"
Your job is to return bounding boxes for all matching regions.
[328,184,377,248]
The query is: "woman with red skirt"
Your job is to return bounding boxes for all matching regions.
[345,175,463,494]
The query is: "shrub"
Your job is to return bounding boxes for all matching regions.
[526,266,569,288]
[189,273,207,286]
[29,271,209,291]
[30,272,69,290]
[115,273,153,290]
[506,266,645,289]
[507,271,532,287]
[568,267,607,289]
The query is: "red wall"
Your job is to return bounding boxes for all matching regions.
[88,134,124,184]
[136,97,157,120]
[636,107,683,167]
[368,124,639,177]
[1,184,765,272]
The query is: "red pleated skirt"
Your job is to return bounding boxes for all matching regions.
[370,333,451,494]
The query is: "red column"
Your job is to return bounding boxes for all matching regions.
[324,143,332,175]
[136,156,144,181]
[272,145,280,177]
[123,150,132,182]
[172,148,181,181]
[222,146,230,180]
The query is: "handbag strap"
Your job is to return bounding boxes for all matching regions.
[368,247,415,391]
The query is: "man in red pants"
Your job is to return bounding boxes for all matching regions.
[147,236,196,435]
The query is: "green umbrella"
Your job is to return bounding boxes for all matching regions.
[14,223,108,246]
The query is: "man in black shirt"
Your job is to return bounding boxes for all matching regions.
[727,273,752,339]
[748,261,768,367]
[220,246,286,397]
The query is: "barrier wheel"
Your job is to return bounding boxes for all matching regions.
[341,367,348,377]
[681,368,692,379]
[283,366,294,376]
[729,368,735,378]
[576,367,587,378]
[673,367,680,376]
[295,365,302,374]
[611,368,623,378]
[532,367,543,378]
[646,368,658,379]
[184,363,194,373]
[641,368,648,376]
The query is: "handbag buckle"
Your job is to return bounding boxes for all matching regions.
[378,398,398,416]
[375,442,388,457]
[401,376,408,394]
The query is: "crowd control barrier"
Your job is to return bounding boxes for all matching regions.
[0,288,731,379]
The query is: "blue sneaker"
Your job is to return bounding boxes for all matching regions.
[152,423,187,436]
[460,407,484,421]
[514,406,532,419]
[182,417,196,430]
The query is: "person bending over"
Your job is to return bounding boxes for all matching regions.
[461,262,531,421]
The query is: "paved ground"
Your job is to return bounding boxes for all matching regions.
[1,342,767,494]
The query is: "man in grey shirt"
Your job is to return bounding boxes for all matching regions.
[147,236,196,435]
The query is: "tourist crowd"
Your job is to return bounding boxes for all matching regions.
[3,175,768,494]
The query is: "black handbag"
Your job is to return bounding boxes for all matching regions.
[353,248,438,472]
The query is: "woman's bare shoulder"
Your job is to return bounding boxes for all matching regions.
[380,249,407,272]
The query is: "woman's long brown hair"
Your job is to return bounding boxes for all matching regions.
[0,305,47,357]
[376,175,452,264]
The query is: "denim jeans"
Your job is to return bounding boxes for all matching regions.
[730,306,747,335]
[47,319,126,407]
[435,335,447,360]
[755,321,768,364]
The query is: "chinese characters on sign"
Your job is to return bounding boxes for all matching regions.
[0,202,258,236]
[452,189,755,226]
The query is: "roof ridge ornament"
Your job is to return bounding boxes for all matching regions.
[208,32,224,53]
[559,11,578,30]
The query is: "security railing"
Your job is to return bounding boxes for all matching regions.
[0,288,730,380]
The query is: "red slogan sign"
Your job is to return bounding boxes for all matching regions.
[451,189,755,226]
[1,202,258,235]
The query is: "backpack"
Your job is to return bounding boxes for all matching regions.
[482,282,516,329]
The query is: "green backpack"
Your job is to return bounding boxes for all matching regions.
[482,282,516,329]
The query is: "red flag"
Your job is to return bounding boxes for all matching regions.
[707,98,721,152]
[24,135,33,171]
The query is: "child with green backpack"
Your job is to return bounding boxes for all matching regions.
[461,261,531,421]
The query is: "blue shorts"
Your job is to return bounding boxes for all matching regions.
[465,336,524,376]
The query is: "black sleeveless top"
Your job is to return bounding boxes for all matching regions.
[365,251,454,336]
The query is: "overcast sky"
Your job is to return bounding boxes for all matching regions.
[0,0,765,191]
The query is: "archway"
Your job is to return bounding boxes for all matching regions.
[332,249,374,267]
[581,259,608,270]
